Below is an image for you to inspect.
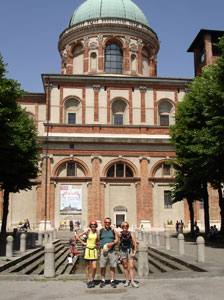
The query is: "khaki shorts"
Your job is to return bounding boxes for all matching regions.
[119,249,134,260]
[100,250,117,268]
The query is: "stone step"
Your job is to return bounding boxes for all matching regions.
[148,246,206,272]
[148,250,184,272]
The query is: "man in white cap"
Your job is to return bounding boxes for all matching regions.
[98,217,118,288]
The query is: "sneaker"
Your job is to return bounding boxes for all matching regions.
[111,281,117,288]
[124,281,129,287]
[100,281,106,288]
[87,281,92,288]
[91,281,95,288]
[131,281,139,288]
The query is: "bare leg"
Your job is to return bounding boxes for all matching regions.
[85,262,90,281]
[91,261,97,280]
[122,258,129,281]
[101,267,106,280]
[129,259,134,282]
[110,267,115,281]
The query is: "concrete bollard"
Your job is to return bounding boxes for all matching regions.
[178,233,185,255]
[142,231,146,243]
[145,231,149,244]
[138,230,143,241]
[20,233,26,254]
[44,243,55,278]
[137,242,149,276]
[165,231,171,250]
[53,229,57,240]
[148,231,153,245]
[156,232,160,247]
[31,233,36,248]
[48,231,53,243]
[6,236,14,258]
[38,232,43,246]
[196,236,205,262]
[44,232,49,245]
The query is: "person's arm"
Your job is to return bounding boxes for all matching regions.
[77,231,87,246]
[97,230,101,250]
[130,232,137,257]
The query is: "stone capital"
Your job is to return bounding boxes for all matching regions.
[91,155,102,162]
[140,86,147,93]
[93,85,101,92]
[139,156,150,162]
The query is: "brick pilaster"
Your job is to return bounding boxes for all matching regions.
[88,155,104,223]
[107,88,111,124]
[129,88,133,125]
[136,157,152,227]
[153,89,157,125]
[124,37,130,73]
[98,35,104,71]
[140,87,147,123]
[93,85,100,122]
[40,154,52,224]
[149,57,157,77]
[49,182,55,227]
[83,37,89,73]
[138,40,143,75]
[82,87,86,124]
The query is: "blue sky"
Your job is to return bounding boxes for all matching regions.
[0,0,223,93]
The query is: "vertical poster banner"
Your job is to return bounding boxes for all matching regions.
[60,185,82,214]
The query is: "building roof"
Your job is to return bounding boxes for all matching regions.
[187,29,224,52]
[69,0,149,28]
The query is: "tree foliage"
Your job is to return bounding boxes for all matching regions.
[170,36,224,235]
[0,54,40,235]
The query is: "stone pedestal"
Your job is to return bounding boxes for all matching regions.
[20,233,26,254]
[137,242,149,276]
[196,236,205,262]
[39,220,52,231]
[178,233,185,255]
[44,243,55,278]
[140,220,151,230]
[6,236,13,258]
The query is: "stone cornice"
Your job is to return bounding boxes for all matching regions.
[58,22,159,54]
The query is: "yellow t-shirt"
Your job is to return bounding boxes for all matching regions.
[84,231,98,260]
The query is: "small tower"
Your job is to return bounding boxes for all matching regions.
[188,29,224,76]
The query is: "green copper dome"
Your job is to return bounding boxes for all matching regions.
[69,0,149,28]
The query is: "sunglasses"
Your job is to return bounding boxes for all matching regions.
[122,226,128,228]
[90,223,97,226]
[105,222,111,224]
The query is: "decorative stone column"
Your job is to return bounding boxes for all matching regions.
[20,233,26,254]
[178,233,185,255]
[124,36,130,73]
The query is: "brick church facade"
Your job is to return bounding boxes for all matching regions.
[0,0,223,231]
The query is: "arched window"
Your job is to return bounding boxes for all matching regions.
[111,99,128,125]
[154,162,173,177]
[57,162,85,177]
[105,43,123,74]
[106,163,133,178]
[64,98,81,124]
[158,100,174,126]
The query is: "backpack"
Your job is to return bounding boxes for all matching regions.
[119,231,134,251]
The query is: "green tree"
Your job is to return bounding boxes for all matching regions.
[0,55,40,236]
[170,36,224,235]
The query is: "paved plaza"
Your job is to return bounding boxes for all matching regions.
[0,233,224,300]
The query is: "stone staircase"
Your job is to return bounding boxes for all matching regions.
[0,233,206,277]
